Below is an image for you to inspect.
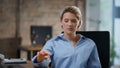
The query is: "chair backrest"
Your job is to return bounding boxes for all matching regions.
[77,31,110,68]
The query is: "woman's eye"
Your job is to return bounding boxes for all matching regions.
[64,20,68,23]
[71,20,77,23]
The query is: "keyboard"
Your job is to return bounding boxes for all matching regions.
[3,58,27,64]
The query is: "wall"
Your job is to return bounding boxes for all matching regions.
[0,0,17,38]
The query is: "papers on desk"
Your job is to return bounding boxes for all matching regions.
[3,58,27,64]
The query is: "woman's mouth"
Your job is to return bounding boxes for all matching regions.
[67,28,73,31]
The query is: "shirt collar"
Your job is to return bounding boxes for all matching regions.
[55,33,86,41]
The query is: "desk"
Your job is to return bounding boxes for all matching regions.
[2,61,34,68]
[18,45,43,60]
[19,61,34,68]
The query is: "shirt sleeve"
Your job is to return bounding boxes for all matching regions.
[87,45,101,68]
[32,55,50,68]
[32,40,54,68]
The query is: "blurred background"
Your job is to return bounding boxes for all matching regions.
[0,0,120,68]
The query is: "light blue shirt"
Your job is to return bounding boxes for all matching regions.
[32,33,101,68]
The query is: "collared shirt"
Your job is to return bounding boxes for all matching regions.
[32,33,101,68]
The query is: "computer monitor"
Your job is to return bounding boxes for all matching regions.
[31,26,52,45]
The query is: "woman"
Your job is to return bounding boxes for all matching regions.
[32,6,101,68]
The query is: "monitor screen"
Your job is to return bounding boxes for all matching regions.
[31,26,52,45]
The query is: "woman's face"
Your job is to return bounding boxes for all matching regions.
[61,12,80,34]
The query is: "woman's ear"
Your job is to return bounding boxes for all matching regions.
[78,19,83,29]
[60,22,63,28]
[77,20,81,29]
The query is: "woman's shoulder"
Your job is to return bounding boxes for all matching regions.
[45,34,62,44]
[80,34,96,46]
[48,33,64,41]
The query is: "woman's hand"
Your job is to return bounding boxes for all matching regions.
[37,50,51,62]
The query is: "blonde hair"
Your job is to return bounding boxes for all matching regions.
[60,6,82,21]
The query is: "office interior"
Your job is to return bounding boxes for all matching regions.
[0,0,120,68]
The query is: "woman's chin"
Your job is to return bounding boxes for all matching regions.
[65,31,75,34]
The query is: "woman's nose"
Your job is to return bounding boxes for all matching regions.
[68,21,73,26]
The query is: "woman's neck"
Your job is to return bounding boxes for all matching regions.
[63,32,80,46]
[64,33,77,41]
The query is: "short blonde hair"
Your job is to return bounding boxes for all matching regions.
[60,6,82,21]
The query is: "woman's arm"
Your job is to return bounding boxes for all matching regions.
[32,40,54,68]
[87,45,101,68]
[32,55,50,68]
